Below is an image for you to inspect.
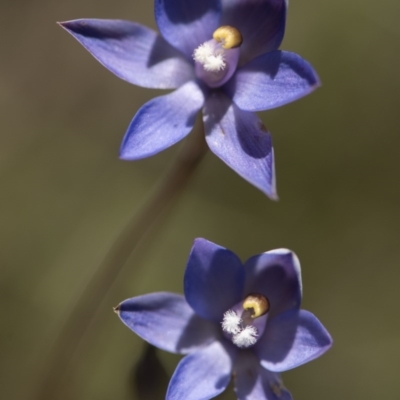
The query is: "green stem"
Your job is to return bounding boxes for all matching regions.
[33,120,208,399]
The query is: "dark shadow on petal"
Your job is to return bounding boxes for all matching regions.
[243,51,317,84]
[214,341,237,392]
[261,310,299,363]
[214,380,235,399]
[213,91,231,120]
[61,20,129,39]
[184,243,245,322]
[235,107,272,159]
[176,314,221,352]
[246,260,301,318]
[215,373,231,391]
[162,0,220,24]
[203,91,232,136]
[185,108,201,129]
[147,35,189,68]
[248,51,281,78]
[221,0,286,64]
[259,308,331,366]
[63,20,190,71]
[233,350,259,397]
[227,51,281,99]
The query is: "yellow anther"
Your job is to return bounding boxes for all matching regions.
[213,25,243,49]
[243,294,270,318]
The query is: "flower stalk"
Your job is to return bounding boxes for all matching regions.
[32,118,208,400]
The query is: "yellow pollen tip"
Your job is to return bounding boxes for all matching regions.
[243,294,270,318]
[213,26,243,49]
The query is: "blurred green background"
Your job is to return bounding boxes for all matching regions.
[1,0,400,399]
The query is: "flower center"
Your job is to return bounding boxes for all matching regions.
[192,25,242,88]
[221,293,270,348]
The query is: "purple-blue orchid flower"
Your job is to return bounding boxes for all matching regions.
[60,0,319,199]
[116,238,332,399]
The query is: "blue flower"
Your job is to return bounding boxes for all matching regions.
[116,238,332,399]
[61,0,319,199]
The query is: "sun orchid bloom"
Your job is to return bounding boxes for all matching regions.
[116,238,332,399]
[60,0,319,199]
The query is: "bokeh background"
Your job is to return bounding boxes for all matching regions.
[1,0,400,399]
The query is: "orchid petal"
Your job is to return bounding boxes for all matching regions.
[256,309,333,372]
[244,249,302,317]
[117,293,218,354]
[60,19,194,89]
[120,81,204,160]
[166,340,234,400]
[227,51,320,111]
[203,92,277,199]
[221,0,287,64]
[184,238,244,322]
[234,351,292,400]
[155,0,221,58]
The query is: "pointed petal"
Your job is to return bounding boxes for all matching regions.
[256,309,333,372]
[155,0,221,58]
[234,351,292,400]
[221,0,287,64]
[117,293,219,354]
[244,249,302,317]
[120,81,204,160]
[203,92,277,199]
[184,238,245,322]
[167,341,235,400]
[60,19,194,89]
[227,51,320,111]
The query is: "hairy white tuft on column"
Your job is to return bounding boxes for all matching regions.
[193,42,226,72]
[232,326,258,348]
[221,310,242,334]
